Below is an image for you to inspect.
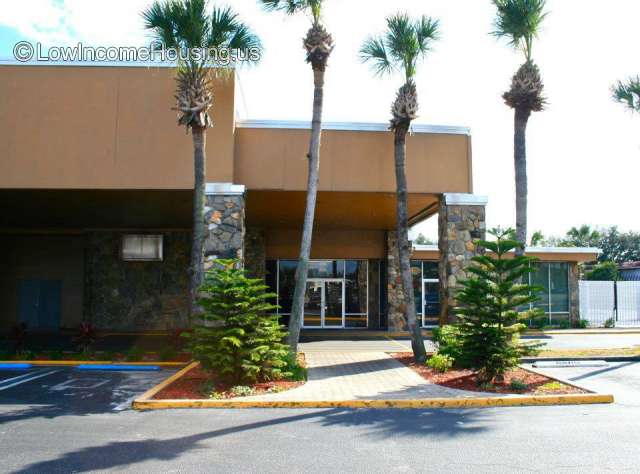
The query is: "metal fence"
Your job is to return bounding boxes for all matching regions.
[579,280,640,327]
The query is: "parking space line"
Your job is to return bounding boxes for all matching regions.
[0,370,62,391]
[0,371,43,387]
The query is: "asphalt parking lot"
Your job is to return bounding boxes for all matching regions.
[0,366,175,414]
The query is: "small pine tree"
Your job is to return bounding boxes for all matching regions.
[455,228,544,383]
[184,260,291,384]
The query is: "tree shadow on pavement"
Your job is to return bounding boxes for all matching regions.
[12,408,490,473]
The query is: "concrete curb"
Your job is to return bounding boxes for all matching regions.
[132,394,614,410]
[523,365,604,395]
[523,356,640,363]
[0,360,188,367]
[526,329,640,335]
[134,361,200,402]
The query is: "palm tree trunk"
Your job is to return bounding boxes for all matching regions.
[189,125,207,315]
[514,107,530,257]
[287,68,325,353]
[394,124,427,363]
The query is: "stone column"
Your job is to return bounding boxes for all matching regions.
[203,183,246,271]
[438,193,488,325]
[569,262,580,326]
[244,227,266,279]
[386,231,408,332]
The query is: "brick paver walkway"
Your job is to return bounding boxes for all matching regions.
[243,352,491,401]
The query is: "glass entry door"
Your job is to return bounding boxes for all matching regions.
[304,279,344,328]
[422,279,440,327]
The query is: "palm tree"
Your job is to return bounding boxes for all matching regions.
[612,76,640,113]
[360,13,440,363]
[564,225,601,248]
[259,0,334,353]
[143,0,261,315]
[492,0,548,256]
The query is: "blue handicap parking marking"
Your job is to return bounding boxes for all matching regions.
[0,366,177,412]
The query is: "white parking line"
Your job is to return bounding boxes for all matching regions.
[0,371,43,387]
[0,370,62,391]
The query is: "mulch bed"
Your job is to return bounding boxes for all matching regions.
[154,354,307,400]
[153,366,304,400]
[391,353,587,395]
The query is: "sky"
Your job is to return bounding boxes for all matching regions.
[1,0,639,242]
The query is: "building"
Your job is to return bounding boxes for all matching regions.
[0,63,599,334]
[619,262,640,281]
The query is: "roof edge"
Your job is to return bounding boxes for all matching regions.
[412,244,601,255]
[236,119,471,135]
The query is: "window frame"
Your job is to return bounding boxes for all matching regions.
[121,234,163,262]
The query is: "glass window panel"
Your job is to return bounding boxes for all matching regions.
[265,260,278,311]
[411,261,422,315]
[423,281,440,327]
[308,260,344,278]
[531,262,550,311]
[422,261,439,279]
[303,281,322,327]
[345,260,367,314]
[549,263,569,313]
[121,235,162,261]
[277,260,298,314]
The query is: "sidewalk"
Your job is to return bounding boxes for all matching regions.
[242,351,490,402]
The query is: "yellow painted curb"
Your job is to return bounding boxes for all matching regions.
[0,360,188,367]
[134,361,200,403]
[133,393,614,410]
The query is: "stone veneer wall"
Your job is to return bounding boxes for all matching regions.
[203,192,245,270]
[244,228,266,279]
[84,231,190,331]
[569,262,580,325]
[386,231,408,332]
[438,196,486,324]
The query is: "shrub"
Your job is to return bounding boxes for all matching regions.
[48,350,64,360]
[431,325,463,362]
[281,352,307,381]
[604,317,615,328]
[426,353,454,373]
[454,228,545,383]
[509,378,528,391]
[73,322,97,355]
[10,323,28,355]
[558,319,571,329]
[229,385,254,397]
[184,260,291,384]
[585,261,619,281]
[125,346,144,362]
[540,381,563,391]
[577,319,589,329]
[159,347,178,362]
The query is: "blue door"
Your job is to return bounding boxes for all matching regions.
[18,279,62,330]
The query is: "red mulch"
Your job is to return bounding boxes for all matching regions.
[391,353,586,395]
[153,366,304,400]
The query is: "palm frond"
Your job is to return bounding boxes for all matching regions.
[207,6,239,47]
[226,23,262,54]
[260,0,321,21]
[361,12,440,83]
[385,12,420,81]
[492,0,547,61]
[359,36,393,76]
[415,16,440,55]
[142,0,261,67]
[142,1,181,49]
[612,76,640,113]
